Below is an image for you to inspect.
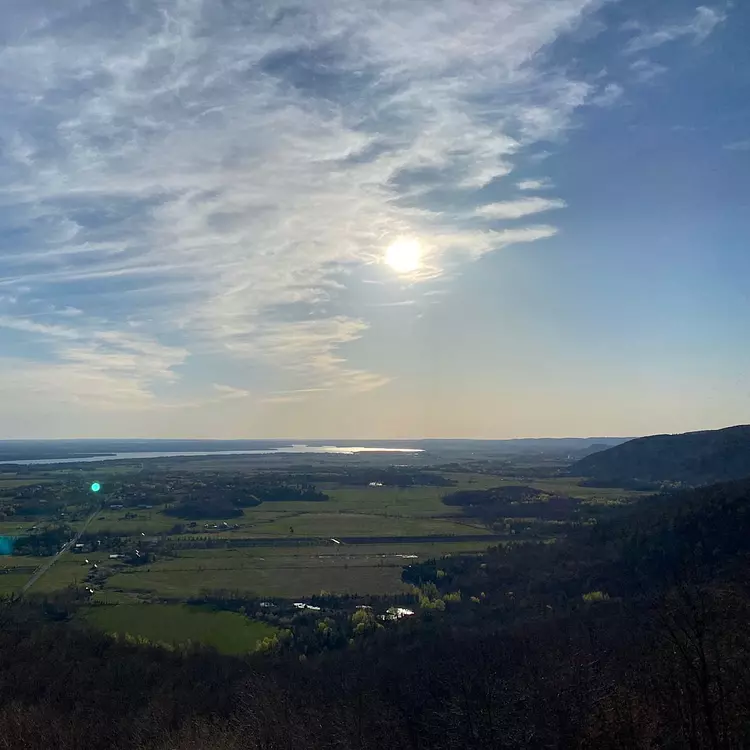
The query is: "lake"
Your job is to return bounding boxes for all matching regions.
[0,445,424,466]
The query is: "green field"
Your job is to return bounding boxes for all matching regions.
[0,573,36,595]
[86,507,180,534]
[525,477,649,502]
[0,457,654,656]
[241,511,487,537]
[0,477,55,489]
[0,556,43,595]
[104,540,490,598]
[0,465,641,604]
[25,557,96,593]
[80,603,277,654]
[110,565,410,598]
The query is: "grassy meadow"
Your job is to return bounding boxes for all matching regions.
[0,468,648,612]
[79,603,277,654]
[104,540,491,599]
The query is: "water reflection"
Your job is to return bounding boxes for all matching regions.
[0,445,424,466]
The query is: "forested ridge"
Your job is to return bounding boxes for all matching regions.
[3,477,750,748]
[570,424,750,486]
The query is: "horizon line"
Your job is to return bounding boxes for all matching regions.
[0,435,636,442]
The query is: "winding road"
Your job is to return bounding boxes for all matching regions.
[21,506,100,594]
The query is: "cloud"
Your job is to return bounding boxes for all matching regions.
[475,197,567,220]
[493,226,559,245]
[0,0,605,421]
[212,384,251,400]
[590,82,624,107]
[0,358,158,412]
[57,306,84,317]
[367,300,417,308]
[630,58,668,83]
[0,316,80,340]
[624,6,726,54]
[261,387,332,405]
[0,314,187,409]
[517,178,554,191]
[724,140,750,152]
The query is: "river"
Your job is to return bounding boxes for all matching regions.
[0,445,424,466]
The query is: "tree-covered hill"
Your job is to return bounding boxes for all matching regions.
[569,424,750,486]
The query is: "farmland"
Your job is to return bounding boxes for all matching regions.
[79,603,278,654]
[106,541,494,598]
[0,451,644,651]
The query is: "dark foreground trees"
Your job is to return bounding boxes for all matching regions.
[3,478,750,748]
[2,585,750,749]
[3,585,750,749]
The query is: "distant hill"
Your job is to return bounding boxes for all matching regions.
[419,436,630,458]
[570,424,750,486]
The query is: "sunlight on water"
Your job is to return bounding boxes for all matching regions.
[0,445,424,466]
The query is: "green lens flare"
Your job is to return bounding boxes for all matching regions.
[90,482,101,493]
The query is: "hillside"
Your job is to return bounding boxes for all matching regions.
[569,424,750,486]
[412,476,750,604]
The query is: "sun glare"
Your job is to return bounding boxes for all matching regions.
[385,237,422,273]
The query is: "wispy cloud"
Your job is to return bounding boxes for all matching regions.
[476,197,567,220]
[630,58,669,83]
[0,315,187,409]
[367,300,417,308]
[724,140,750,152]
[517,178,554,191]
[624,6,726,54]
[212,384,251,400]
[261,389,329,405]
[493,226,560,245]
[590,82,624,107]
[0,316,80,340]
[0,0,611,423]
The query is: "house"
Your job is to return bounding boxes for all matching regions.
[383,607,415,621]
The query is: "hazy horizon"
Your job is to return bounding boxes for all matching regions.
[1,1,748,439]
[0,435,631,442]
[11,428,750,443]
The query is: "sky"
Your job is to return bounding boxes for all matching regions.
[0,0,748,440]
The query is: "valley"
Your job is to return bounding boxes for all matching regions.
[0,442,642,652]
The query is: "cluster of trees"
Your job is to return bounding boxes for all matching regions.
[13,525,72,556]
[0,480,88,521]
[443,484,581,525]
[185,589,423,656]
[164,498,246,520]
[162,476,328,520]
[251,481,328,502]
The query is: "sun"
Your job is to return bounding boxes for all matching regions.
[385,236,422,273]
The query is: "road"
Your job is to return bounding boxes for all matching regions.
[21,506,101,595]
